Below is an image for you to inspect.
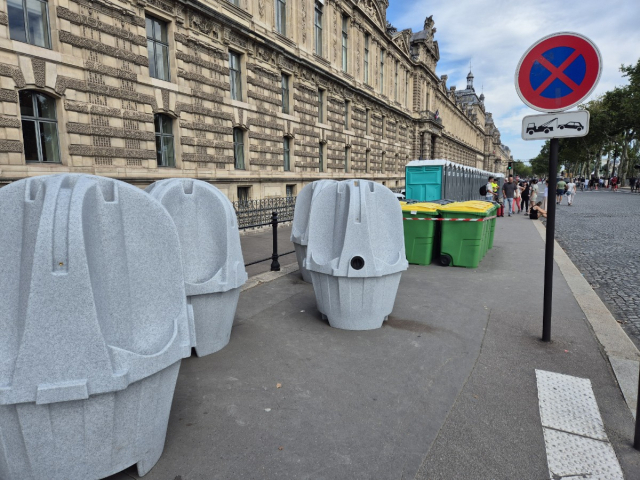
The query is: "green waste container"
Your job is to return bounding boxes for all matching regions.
[401,202,441,265]
[436,201,495,268]
[488,203,498,250]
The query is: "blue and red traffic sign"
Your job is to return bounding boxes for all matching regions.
[515,32,602,112]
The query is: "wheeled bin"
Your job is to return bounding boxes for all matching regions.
[436,201,495,268]
[401,202,441,265]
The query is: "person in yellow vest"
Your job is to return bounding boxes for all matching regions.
[492,180,499,200]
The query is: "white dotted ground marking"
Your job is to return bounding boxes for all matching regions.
[536,370,624,480]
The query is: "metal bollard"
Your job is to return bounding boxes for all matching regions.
[270,211,281,272]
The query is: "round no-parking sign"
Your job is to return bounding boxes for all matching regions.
[515,32,602,112]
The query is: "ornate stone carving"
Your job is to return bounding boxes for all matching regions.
[190,11,215,36]
[0,139,22,152]
[31,58,46,88]
[258,0,265,18]
[59,31,149,66]
[57,7,146,45]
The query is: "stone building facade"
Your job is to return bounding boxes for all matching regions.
[0,0,510,200]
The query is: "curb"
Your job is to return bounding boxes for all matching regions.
[532,220,639,419]
[241,262,300,292]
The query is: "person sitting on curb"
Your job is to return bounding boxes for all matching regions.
[529,201,547,219]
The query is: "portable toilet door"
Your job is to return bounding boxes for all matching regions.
[405,163,443,201]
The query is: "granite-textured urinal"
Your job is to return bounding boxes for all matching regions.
[0,174,193,480]
[305,180,408,330]
[146,179,247,357]
[290,180,337,283]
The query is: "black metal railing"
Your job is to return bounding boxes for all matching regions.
[235,197,297,271]
[233,196,296,229]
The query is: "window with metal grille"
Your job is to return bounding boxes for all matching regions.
[20,90,59,163]
[283,137,290,171]
[275,0,286,36]
[364,34,369,84]
[281,73,290,114]
[146,15,170,81]
[341,16,348,72]
[345,146,350,173]
[93,136,111,147]
[314,4,322,56]
[229,51,242,101]
[8,0,51,48]
[233,127,245,169]
[318,142,324,172]
[154,113,175,167]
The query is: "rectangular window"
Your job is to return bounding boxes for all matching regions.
[283,137,290,171]
[344,100,350,130]
[405,71,409,106]
[281,74,290,114]
[318,143,324,172]
[233,127,245,169]
[366,149,370,173]
[230,0,240,5]
[146,16,170,81]
[364,34,369,84]
[286,184,295,197]
[154,114,175,167]
[382,116,386,138]
[380,50,385,94]
[276,0,286,35]
[20,91,59,163]
[314,4,322,56]
[318,89,324,123]
[345,146,350,173]
[8,0,51,48]
[366,108,371,136]
[229,51,243,101]
[341,16,348,72]
[237,186,250,203]
[394,62,398,101]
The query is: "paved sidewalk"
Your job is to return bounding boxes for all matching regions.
[107,214,640,480]
[240,225,297,278]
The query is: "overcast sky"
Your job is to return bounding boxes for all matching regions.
[386,0,640,161]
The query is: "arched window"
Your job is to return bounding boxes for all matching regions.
[154,114,174,167]
[19,90,59,163]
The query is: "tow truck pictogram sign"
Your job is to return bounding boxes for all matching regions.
[521,110,590,140]
[515,32,602,113]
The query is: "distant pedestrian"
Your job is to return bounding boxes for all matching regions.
[513,180,522,213]
[556,177,567,205]
[530,179,539,207]
[583,178,589,191]
[502,175,517,217]
[521,181,530,213]
[542,180,549,210]
[484,176,495,202]
[566,179,576,206]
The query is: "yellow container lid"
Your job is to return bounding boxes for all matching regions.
[437,201,495,213]
[401,202,440,213]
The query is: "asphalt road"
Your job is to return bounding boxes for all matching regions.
[550,188,640,348]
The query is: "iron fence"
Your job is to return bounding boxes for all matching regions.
[233,196,297,229]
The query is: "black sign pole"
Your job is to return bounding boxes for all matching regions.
[542,138,559,342]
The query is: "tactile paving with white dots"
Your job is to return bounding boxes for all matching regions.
[543,429,624,480]
[536,370,607,440]
[535,370,624,480]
